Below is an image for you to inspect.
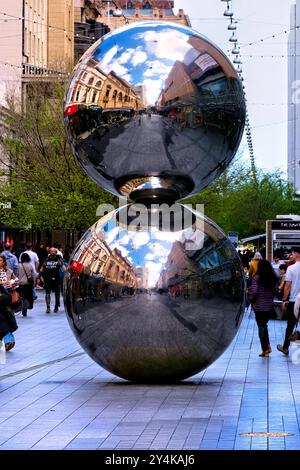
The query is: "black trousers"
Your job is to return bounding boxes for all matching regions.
[283,301,297,350]
[45,282,60,309]
[254,311,270,352]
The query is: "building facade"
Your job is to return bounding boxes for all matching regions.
[73,1,191,63]
[288,1,300,195]
[0,0,74,107]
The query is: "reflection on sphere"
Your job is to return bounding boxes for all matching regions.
[64,21,245,201]
[64,205,245,382]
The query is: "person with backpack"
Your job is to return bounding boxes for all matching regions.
[40,247,66,314]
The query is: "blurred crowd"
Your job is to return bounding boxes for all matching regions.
[0,241,72,352]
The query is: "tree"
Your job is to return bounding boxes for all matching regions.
[0,81,116,231]
[186,161,300,238]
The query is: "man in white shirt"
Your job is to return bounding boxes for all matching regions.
[19,242,39,273]
[277,246,300,355]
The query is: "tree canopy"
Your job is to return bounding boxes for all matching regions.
[187,162,300,238]
[0,81,116,231]
[0,80,298,238]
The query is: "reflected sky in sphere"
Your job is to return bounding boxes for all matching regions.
[65,21,245,201]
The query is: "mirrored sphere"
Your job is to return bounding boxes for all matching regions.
[64,204,245,382]
[64,21,246,201]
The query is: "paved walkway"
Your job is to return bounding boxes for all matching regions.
[0,293,300,450]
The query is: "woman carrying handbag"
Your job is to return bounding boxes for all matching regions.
[248,259,278,357]
[18,253,36,317]
[0,255,18,351]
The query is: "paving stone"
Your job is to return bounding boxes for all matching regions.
[1,299,300,449]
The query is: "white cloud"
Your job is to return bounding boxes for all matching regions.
[143,78,164,105]
[154,232,181,242]
[145,260,163,288]
[100,45,119,72]
[143,60,172,79]
[142,29,193,62]
[118,234,130,245]
[103,227,120,245]
[118,48,135,64]
[131,49,147,66]
[145,253,155,260]
[131,232,150,249]
[148,243,169,258]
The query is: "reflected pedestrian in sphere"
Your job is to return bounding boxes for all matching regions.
[248,259,277,357]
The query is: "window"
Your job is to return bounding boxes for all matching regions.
[118,92,123,101]
[95,80,102,88]
[75,87,81,101]
[88,77,94,85]
[105,85,111,97]
[92,90,98,103]
[112,89,117,99]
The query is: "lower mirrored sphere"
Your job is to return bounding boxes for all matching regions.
[64,204,245,382]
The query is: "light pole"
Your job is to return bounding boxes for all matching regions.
[101,0,129,24]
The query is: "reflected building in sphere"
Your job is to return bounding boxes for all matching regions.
[64,21,246,382]
[64,205,245,382]
[64,21,245,202]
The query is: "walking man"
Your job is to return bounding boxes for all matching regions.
[277,246,300,355]
[40,247,66,313]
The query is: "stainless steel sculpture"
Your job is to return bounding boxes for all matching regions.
[64,21,246,382]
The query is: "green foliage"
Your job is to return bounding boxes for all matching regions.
[0,80,298,236]
[0,81,116,230]
[186,161,300,238]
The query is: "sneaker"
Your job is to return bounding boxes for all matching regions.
[46,308,51,314]
[277,344,289,355]
[54,306,59,313]
[5,341,15,352]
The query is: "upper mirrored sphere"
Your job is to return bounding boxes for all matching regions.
[64,21,245,201]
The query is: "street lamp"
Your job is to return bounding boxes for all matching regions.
[101,0,129,24]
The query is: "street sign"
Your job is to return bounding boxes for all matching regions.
[228,231,239,248]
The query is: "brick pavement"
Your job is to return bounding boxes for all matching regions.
[0,293,299,450]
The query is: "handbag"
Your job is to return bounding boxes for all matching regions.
[22,263,34,286]
[10,289,21,308]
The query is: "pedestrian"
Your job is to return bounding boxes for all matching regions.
[1,243,18,276]
[19,242,39,272]
[19,242,39,301]
[40,247,66,313]
[276,263,287,300]
[0,257,18,351]
[248,251,263,279]
[0,284,11,334]
[277,246,300,355]
[248,259,278,357]
[18,253,36,317]
[0,255,15,285]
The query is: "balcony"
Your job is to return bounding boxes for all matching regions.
[22,64,69,81]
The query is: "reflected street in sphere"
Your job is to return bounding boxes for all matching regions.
[64,204,245,382]
[64,21,245,202]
